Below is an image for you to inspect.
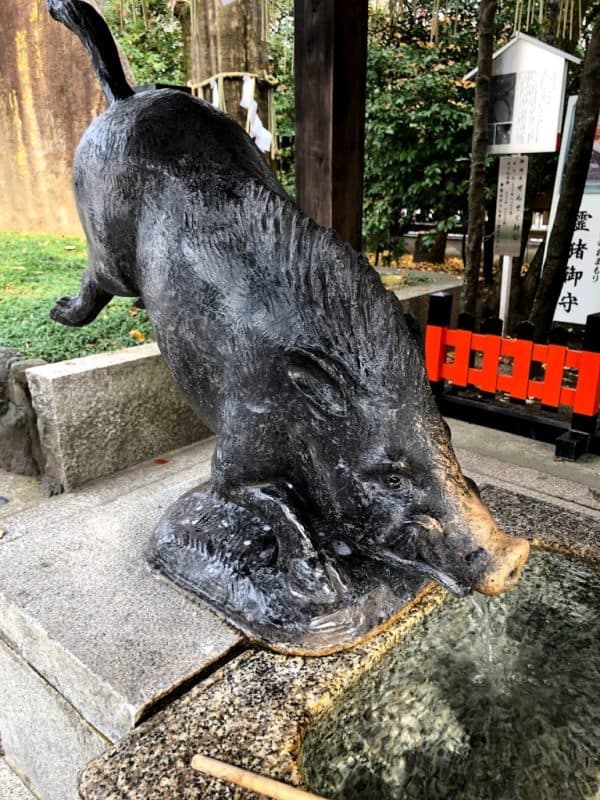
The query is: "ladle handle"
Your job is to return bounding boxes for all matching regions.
[191,754,328,800]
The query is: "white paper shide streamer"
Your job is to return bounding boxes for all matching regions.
[210,80,220,109]
[239,75,254,110]
[240,75,273,153]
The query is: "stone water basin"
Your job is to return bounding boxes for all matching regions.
[300,549,600,800]
[79,486,599,799]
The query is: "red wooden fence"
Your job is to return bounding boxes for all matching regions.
[425,325,600,418]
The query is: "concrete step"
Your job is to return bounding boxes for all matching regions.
[0,437,244,800]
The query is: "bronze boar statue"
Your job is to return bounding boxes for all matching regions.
[47,0,529,653]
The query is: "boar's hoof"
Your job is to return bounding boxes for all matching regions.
[147,485,430,654]
[287,557,338,605]
[50,296,90,326]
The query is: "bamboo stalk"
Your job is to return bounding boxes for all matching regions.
[141,0,150,32]
[191,755,328,800]
[569,0,574,41]
[557,2,564,37]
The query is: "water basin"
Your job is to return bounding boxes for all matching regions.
[300,549,599,799]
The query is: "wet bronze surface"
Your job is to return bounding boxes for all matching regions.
[47,1,528,651]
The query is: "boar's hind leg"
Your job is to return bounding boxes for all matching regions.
[50,268,113,327]
[225,484,338,606]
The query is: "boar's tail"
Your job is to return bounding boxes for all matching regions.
[46,0,134,104]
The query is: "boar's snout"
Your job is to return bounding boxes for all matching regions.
[472,534,529,595]
[457,494,529,595]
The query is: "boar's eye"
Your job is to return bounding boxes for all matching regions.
[362,460,412,489]
[384,472,409,489]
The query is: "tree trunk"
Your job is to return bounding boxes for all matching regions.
[414,231,447,264]
[507,160,540,331]
[543,0,581,54]
[482,193,496,284]
[189,0,268,129]
[529,15,600,341]
[522,239,545,307]
[463,0,497,316]
[172,1,192,81]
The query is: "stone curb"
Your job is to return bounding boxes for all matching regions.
[26,344,212,491]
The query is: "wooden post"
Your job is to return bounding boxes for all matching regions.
[294,0,368,250]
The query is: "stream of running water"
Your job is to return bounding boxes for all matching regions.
[300,550,600,800]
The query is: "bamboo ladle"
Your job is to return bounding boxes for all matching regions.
[191,754,328,800]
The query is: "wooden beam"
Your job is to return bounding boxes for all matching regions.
[294,0,368,250]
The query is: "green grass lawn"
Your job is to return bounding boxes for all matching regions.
[0,232,153,362]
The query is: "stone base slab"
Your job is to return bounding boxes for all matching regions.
[0,440,244,798]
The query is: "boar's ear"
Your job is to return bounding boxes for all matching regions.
[284,347,349,417]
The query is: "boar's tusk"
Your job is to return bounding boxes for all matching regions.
[379,548,471,597]
[351,539,470,597]
[412,514,444,533]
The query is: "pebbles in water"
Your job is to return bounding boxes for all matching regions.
[300,550,600,800]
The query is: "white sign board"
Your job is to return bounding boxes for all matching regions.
[547,97,600,324]
[494,156,528,256]
[482,35,577,155]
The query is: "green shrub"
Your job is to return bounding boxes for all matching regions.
[104,0,185,86]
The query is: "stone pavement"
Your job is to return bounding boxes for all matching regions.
[0,759,35,799]
[0,469,43,519]
[449,419,600,516]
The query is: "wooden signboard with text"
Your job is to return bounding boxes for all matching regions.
[494,156,528,257]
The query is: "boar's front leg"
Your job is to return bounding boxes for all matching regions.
[212,439,339,604]
[224,483,340,606]
[51,268,113,327]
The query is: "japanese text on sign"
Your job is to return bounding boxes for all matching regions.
[555,196,600,322]
[548,98,600,324]
[494,156,528,257]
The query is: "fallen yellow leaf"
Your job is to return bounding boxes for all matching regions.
[380,274,406,289]
[128,329,146,343]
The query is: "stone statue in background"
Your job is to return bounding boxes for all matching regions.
[47,0,529,653]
